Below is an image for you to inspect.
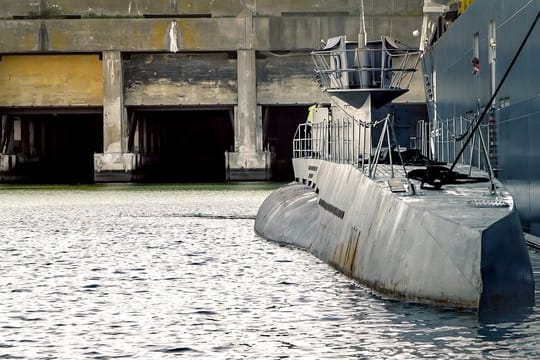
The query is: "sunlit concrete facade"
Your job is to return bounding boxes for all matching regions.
[0,0,424,182]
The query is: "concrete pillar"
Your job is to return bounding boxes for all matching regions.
[94,50,136,182]
[236,49,256,153]
[0,114,7,153]
[0,114,16,176]
[226,49,270,181]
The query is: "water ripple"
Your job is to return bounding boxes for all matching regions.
[0,186,539,359]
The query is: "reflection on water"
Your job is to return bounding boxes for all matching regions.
[0,184,539,359]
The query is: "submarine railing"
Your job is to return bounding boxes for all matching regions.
[297,37,421,180]
[311,43,420,91]
[429,113,492,173]
[293,113,402,181]
[293,119,356,164]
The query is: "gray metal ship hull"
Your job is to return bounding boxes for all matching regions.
[255,0,535,315]
[255,159,534,312]
[422,0,540,234]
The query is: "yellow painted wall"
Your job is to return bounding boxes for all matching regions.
[0,54,103,107]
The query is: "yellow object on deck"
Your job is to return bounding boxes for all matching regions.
[459,0,474,14]
[307,104,316,124]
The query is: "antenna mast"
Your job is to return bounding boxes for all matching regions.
[358,0,367,47]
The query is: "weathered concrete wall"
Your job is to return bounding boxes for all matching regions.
[0,0,425,182]
[0,16,423,52]
[0,54,103,107]
[0,0,424,52]
[256,52,328,105]
[0,0,422,18]
[0,0,363,19]
[124,53,237,106]
[0,0,425,102]
[0,18,248,52]
[255,15,422,50]
[46,0,245,17]
[0,0,246,18]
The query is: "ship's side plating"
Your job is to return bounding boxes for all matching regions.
[422,0,540,234]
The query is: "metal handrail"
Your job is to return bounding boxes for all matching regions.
[311,47,421,92]
[293,113,397,180]
[429,113,493,172]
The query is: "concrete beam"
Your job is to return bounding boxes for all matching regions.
[49,0,244,17]
[255,0,357,16]
[0,0,362,19]
[0,0,424,19]
[0,14,422,53]
[0,18,248,52]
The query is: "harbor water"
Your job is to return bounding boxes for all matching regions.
[1,184,539,359]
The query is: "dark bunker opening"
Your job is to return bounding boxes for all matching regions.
[263,105,310,181]
[130,108,234,182]
[0,110,103,184]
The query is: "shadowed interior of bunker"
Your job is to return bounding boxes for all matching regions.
[131,109,233,182]
[131,106,307,182]
[0,106,308,183]
[1,112,102,183]
[262,106,308,181]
